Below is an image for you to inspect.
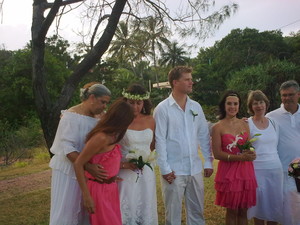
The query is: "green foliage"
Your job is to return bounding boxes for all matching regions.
[0,35,74,126]
[201,105,218,123]
[284,30,300,65]
[150,88,171,107]
[0,48,35,124]
[13,161,29,168]
[160,41,189,68]
[192,28,298,107]
[32,148,50,164]
[227,59,300,113]
[0,117,44,166]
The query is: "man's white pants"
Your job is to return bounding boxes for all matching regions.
[161,172,205,225]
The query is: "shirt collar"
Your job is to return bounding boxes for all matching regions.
[280,103,300,114]
[168,93,191,106]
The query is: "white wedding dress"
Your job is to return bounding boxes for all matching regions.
[118,129,158,225]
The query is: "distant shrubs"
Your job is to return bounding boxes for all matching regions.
[13,161,29,168]
[0,117,45,166]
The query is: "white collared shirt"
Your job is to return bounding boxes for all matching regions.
[266,104,300,171]
[153,94,213,175]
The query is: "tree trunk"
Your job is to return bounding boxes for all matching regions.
[31,0,127,156]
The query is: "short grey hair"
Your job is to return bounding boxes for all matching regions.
[280,80,300,92]
[80,84,111,101]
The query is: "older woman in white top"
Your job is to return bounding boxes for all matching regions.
[247,90,283,225]
[49,82,111,225]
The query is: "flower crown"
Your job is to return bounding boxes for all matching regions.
[122,89,150,100]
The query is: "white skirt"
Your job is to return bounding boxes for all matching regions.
[49,169,90,225]
[247,168,283,223]
[118,166,158,225]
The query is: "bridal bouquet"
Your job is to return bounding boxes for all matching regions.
[288,158,300,192]
[227,133,261,153]
[125,149,156,182]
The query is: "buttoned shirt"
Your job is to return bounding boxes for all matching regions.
[266,104,300,171]
[154,94,213,176]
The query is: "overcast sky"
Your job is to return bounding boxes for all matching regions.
[1,0,300,55]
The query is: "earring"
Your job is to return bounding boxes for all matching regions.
[142,107,146,114]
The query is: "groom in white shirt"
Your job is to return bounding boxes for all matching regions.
[154,66,214,225]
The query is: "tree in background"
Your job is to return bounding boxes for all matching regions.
[28,0,238,154]
[284,30,300,65]
[108,21,136,66]
[138,16,171,85]
[0,36,72,125]
[227,59,300,114]
[192,28,293,106]
[160,41,189,68]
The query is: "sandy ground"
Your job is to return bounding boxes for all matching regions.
[0,169,51,199]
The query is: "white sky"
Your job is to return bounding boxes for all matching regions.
[0,0,300,55]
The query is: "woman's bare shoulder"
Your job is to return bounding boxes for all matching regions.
[89,132,109,144]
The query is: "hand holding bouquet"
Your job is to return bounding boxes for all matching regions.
[125,149,156,182]
[227,133,261,153]
[288,158,300,192]
[236,133,261,153]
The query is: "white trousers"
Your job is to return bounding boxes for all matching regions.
[161,173,205,225]
[282,173,300,225]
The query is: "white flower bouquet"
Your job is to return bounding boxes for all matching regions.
[125,149,156,182]
[227,132,261,153]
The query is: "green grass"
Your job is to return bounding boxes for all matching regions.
[0,159,254,225]
[0,189,50,225]
[0,162,49,181]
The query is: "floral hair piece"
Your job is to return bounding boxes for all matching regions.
[122,89,150,100]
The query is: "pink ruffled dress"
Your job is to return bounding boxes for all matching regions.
[85,144,122,225]
[215,133,257,209]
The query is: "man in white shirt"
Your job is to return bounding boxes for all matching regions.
[154,66,214,225]
[266,80,300,225]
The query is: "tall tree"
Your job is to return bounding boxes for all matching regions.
[192,28,291,105]
[108,21,134,66]
[160,41,189,68]
[25,0,237,154]
[31,0,127,153]
[227,59,300,112]
[138,16,171,85]
[108,20,150,77]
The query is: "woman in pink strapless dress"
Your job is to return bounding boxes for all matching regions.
[212,90,257,225]
[74,100,134,225]
[85,145,122,225]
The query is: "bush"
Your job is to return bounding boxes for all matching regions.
[0,118,45,166]
[13,161,29,168]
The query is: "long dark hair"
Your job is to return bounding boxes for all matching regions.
[86,99,134,144]
[218,90,242,120]
[123,83,152,115]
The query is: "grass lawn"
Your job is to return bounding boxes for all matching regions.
[0,160,254,225]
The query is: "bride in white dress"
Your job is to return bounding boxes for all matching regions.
[118,84,158,225]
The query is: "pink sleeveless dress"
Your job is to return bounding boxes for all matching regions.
[215,133,257,209]
[85,144,122,225]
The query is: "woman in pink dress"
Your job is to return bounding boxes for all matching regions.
[74,100,134,225]
[212,90,257,225]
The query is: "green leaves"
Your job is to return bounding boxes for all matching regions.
[236,133,261,153]
[129,156,153,171]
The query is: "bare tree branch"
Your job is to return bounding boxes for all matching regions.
[53,0,128,113]
[90,14,110,47]
[0,0,4,23]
